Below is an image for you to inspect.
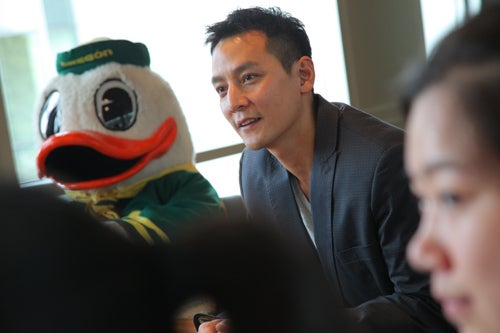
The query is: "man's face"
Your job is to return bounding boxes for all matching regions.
[211,30,310,151]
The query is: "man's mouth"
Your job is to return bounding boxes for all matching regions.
[238,118,261,127]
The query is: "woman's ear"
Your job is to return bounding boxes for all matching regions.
[298,56,315,93]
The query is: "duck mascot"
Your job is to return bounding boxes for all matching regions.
[35,39,224,245]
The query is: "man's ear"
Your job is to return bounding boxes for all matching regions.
[298,56,315,93]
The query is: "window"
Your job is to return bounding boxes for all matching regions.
[0,0,347,197]
[420,0,481,55]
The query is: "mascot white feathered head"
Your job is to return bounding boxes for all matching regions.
[36,39,194,191]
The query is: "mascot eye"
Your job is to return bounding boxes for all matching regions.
[39,90,61,139]
[95,79,138,131]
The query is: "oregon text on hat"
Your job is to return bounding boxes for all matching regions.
[56,39,150,75]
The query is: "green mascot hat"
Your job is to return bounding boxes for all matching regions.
[56,39,150,75]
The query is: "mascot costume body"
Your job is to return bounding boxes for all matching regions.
[35,39,224,244]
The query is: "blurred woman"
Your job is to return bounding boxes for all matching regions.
[402,4,500,333]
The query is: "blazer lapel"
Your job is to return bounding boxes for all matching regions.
[265,155,317,255]
[310,96,341,287]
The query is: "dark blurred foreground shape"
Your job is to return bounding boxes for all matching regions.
[0,182,357,333]
[0,182,170,333]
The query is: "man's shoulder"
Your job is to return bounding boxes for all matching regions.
[320,98,404,149]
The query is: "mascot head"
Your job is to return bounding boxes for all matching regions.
[35,39,194,191]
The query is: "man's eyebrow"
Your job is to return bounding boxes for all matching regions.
[211,76,223,86]
[211,61,259,85]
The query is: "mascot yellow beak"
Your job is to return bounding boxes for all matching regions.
[37,118,177,190]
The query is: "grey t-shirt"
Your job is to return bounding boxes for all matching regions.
[291,176,316,248]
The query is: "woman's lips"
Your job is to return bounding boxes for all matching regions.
[439,296,472,321]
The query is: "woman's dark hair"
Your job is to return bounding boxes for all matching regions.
[205,7,311,73]
[401,4,500,154]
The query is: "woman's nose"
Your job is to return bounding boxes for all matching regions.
[407,210,451,274]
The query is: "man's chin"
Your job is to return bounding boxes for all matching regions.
[242,140,264,151]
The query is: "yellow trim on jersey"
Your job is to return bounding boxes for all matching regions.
[123,210,170,243]
[122,216,154,245]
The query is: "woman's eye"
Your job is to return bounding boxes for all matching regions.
[440,192,461,206]
[416,197,424,212]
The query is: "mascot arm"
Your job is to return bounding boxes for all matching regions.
[116,171,224,245]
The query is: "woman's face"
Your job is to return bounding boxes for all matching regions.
[405,82,500,333]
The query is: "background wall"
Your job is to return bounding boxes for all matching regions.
[337,0,425,128]
[337,0,500,129]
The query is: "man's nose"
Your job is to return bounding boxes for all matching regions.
[226,85,247,113]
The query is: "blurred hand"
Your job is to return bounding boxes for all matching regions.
[103,220,129,239]
[198,319,230,333]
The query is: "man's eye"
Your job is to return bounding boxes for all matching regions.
[242,74,255,83]
[215,86,227,95]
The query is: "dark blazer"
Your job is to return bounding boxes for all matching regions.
[240,95,455,332]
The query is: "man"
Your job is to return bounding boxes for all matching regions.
[202,6,454,333]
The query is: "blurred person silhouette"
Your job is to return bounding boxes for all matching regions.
[402,4,500,333]
[0,181,355,333]
[0,181,169,333]
[172,221,358,333]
